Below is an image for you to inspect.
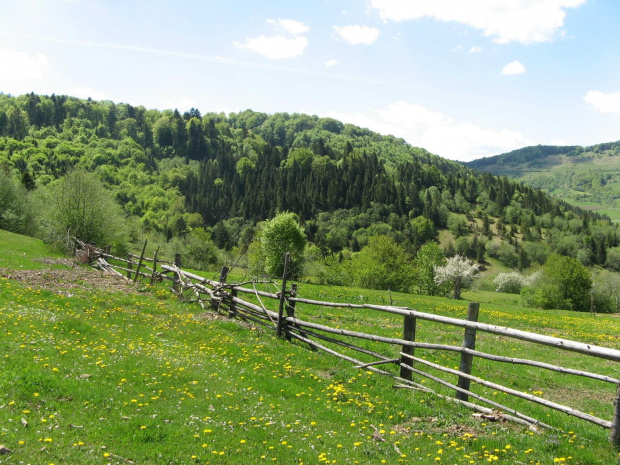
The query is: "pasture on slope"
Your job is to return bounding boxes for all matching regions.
[1,230,620,464]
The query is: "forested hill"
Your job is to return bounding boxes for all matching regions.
[465,142,620,221]
[1,92,617,277]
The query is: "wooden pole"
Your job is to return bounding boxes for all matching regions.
[218,266,229,313]
[612,384,620,448]
[457,302,479,401]
[276,252,290,338]
[399,315,416,380]
[286,297,620,362]
[173,253,182,293]
[285,283,297,342]
[127,259,133,279]
[150,246,160,285]
[229,289,238,318]
[134,239,148,283]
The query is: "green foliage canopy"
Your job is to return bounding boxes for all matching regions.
[261,212,307,279]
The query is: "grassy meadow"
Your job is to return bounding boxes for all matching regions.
[1,230,620,464]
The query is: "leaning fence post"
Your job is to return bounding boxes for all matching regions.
[218,266,229,313]
[134,239,148,283]
[612,384,620,448]
[399,314,416,380]
[127,259,133,279]
[456,302,480,401]
[173,253,182,293]
[150,246,160,285]
[276,252,290,338]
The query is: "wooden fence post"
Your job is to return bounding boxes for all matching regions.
[150,246,160,285]
[134,239,148,283]
[218,266,229,313]
[173,253,182,293]
[399,314,416,380]
[276,252,290,338]
[612,384,620,448]
[229,289,238,318]
[456,302,480,401]
[284,283,298,342]
[127,259,133,279]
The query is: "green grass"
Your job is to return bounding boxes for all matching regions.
[1,231,620,464]
[0,229,65,270]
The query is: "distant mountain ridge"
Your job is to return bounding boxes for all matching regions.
[465,141,620,221]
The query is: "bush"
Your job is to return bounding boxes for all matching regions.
[36,169,127,253]
[494,272,525,294]
[0,171,36,235]
[521,255,592,312]
[260,212,307,279]
[348,235,414,292]
[413,242,450,296]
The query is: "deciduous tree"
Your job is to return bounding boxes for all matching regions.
[434,254,480,299]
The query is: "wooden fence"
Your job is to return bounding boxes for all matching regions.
[81,244,620,448]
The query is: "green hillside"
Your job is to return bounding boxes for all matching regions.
[466,142,620,221]
[1,93,619,304]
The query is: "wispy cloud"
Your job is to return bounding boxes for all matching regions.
[325,59,339,67]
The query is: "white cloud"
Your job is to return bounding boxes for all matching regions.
[583,90,620,114]
[469,45,482,53]
[72,86,109,101]
[325,59,339,67]
[161,97,198,112]
[234,35,308,60]
[369,0,586,44]
[502,60,526,75]
[235,18,309,60]
[326,101,532,161]
[0,48,49,80]
[333,25,381,45]
[270,18,310,35]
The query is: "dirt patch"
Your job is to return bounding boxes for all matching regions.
[0,259,140,294]
[392,416,482,438]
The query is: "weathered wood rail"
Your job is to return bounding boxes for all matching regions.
[81,244,620,448]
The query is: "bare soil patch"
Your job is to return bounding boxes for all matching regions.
[0,258,139,294]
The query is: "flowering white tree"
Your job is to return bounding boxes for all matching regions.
[434,255,480,300]
[494,272,525,294]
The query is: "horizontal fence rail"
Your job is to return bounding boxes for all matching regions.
[79,243,620,448]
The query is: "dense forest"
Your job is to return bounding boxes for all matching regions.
[2,92,620,310]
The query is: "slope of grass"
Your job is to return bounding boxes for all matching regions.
[1,230,620,464]
[467,148,620,222]
[0,229,65,270]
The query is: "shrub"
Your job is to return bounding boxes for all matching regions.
[494,272,525,294]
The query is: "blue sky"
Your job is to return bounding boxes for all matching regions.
[1,0,619,161]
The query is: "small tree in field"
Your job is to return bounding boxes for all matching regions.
[434,254,480,299]
[260,212,307,279]
[38,169,127,253]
